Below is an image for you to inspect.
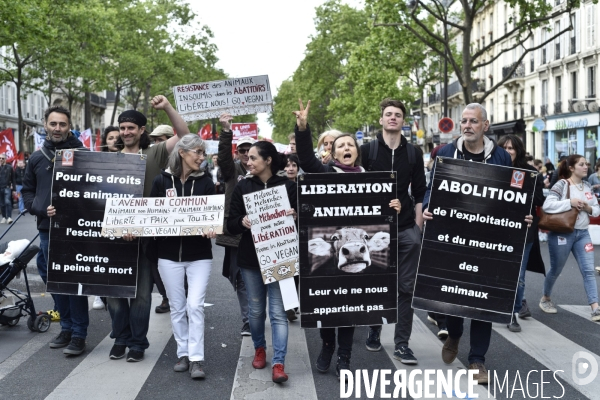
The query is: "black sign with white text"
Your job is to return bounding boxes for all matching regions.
[47,150,146,298]
[413,157,537,324]
[299,172,398,328]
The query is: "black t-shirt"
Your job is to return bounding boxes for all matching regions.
[462,146,485,162]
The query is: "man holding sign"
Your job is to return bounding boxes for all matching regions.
[422,103,533,384]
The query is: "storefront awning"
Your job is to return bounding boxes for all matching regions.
[488,119,526,135]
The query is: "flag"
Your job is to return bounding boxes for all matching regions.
[94,128,102,152]
[0,128,18,163]
[79,128,92,149]
[198,123,212,140]
[34,130,45,151]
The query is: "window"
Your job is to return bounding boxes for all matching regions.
[571,71,578,99]
[587,4,596,48]
[556,76,562,101]
[489,99,494,122]
[10,86,16,115]
[555,21,561,60]
[588,66,596,97]
[0,85,4,114]
[542,80,548,105]
[504,94,508,121]
[530,86,535,115]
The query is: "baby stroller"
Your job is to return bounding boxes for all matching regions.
[0,214,50,332]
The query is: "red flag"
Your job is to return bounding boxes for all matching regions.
[95,129,102,152]
[198,124,213,140]
[0,128,18,163]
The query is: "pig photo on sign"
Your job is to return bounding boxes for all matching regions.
[306,224,391,276]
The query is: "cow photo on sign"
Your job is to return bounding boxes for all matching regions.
[299,172,398,329]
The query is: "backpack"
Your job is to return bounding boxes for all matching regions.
[366,138,417,172]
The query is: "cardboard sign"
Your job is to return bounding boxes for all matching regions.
[47,151,146,298]
[173,75,272,121]
[100,195,225,238]
[413,157,536,324]
[243,185,298,284]
[298,173,398,329]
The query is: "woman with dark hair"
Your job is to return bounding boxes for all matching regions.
[496,135,545,331]
[227,140,297,383]
[294,99,401,378]
[151,134,216,379]
[540,154,600,321]
[102,126,121,152]
[285,154,300,182]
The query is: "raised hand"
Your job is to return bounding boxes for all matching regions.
[151,95,171,110]
[292,98,311,131]
[219,113,233,131]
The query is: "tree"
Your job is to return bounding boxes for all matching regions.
[372,0,593,105]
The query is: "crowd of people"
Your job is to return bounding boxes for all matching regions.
[19,94,600,385]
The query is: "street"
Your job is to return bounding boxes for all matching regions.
[0,214,599,400]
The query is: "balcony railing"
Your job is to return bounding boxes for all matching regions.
[541,104,548,117]
[90,93,107,109]
[429,92,441,104]
[554,101,562,114]
[570,37,576,55]
[502,61,525,80]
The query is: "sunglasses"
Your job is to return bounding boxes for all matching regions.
[237,148,250,154]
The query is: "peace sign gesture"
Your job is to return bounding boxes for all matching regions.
[292,98,311,131]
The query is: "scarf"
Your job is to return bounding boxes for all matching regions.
[333,160,362,173]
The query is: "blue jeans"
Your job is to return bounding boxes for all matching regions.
[545,229,599,304]
[55,294,90,338]
[240,267,288,365]
[16,185,23,213]
[37,230,58,311]
[107,246,153,352]
[446,316,492,364]
[0,187,11,219]
[513,242,533,314]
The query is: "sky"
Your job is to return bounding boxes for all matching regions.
[189,0,363,139]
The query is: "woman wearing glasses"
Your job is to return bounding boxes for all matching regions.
[150,134,217,379]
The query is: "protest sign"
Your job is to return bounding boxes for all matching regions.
[47,151,145,298]
[232,123,258,143]
[413,157,536,324]
[298,172,398,329]
[173,75,272,121]
[243,185,298,284]
[100,195,225,238]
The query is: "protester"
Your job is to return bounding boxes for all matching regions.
[217,114,253,337]
[208,154,224,194]
[23,106,88,355]
[540,154,600,322]
[227,141,297,384]
[0,153,15,224]
[587,160,600,196]
[284,154,300,182]
[150,134,216,379]
[294,99,401,378]
[316,130,341,165]
[108,95,189,363]
[358,98,426,366]
[14,160,26,214]
[149,124,174,144]
[288,133,296,154]
[423,103,533,384]
[102,126,121,152]
[497,135,545,331]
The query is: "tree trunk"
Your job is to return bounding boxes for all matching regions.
[16,80,25,152]
[110,85,121,126]
[143,81,151,120]
[84,90,92,132]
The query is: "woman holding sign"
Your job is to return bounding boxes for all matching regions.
[294,99,401,379]
[227,141,297,384]
[150,134,217,379]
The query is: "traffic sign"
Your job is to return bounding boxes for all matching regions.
[355,131,363,140]
[438,117,454,133]
[532,119,545,132]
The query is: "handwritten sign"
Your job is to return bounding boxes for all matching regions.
[243,186,298,284]
[100,195,225,238]
[173,75,272,122]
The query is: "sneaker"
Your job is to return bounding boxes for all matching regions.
[539,298,557,314]
[336,354,350,379]
[592,307,600,322]
[7,218,12,224]
[63,337,86,356]
[109,344,127,359]
[518,299,532,319]
[595,266,600,274]
[173,356,190,372]
[49,331,72,348]
[155,298,170,314]
[442,336,460,364]
[316,342,335,372]
[365,327,382,352]
[92,296,104,310]
[286,309,297,322]
[1,218,6,224]
[427,314,438,326]
[437,326,449,340]
[393,345,418,365]
[468,362,489,384]
[189,361,205,379]
[507,314,522,332]
[272,363,288,383]
[240,322,251,336]
[47,310,60,322]
[126,349,144,362]
[252,347,266,369]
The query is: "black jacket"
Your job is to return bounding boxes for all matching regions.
[227,174,297,270]
[22,135,85,230]
[360,133,426,231]
[0,164,14,189]
[150,169,215,262]
[14,166,26,186]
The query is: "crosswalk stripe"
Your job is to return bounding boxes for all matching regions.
[45,294,172,400]
[230,318,318,400]
[492,315,600,399]
[381,316,496,399]
[558,304,594,321]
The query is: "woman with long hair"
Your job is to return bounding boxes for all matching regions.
[540,154,600,321]
[150,134,216,379]
[294,99,401,378]
[227,140,297,383]
[496,135,545,331]
[316,130,341,165]
[102,126,121,152]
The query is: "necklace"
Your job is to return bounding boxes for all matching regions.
[571,179,584,191]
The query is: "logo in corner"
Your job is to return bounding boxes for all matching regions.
[510,170,524,189]
[62,150,74,166]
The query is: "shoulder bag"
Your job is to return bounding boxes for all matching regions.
[538,180,578,233]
